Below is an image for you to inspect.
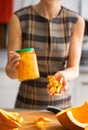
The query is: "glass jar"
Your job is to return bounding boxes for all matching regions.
[16,48,40,81]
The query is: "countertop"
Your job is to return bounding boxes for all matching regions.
[0,109,65,130]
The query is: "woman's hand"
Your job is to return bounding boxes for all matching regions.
[54,71,68,93]
[5,51,21,79]
[8,51,21,71]
[47,71,68,96]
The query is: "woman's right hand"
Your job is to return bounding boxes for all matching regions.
[8,51,21,72]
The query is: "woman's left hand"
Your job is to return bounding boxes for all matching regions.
[47,71,68,96]
[54,72,68,94]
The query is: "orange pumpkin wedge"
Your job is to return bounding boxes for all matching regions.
[56,101,88,130]
[0,109,23,128]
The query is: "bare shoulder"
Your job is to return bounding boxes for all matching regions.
[10,13,18,20]
[76,15,85,28]
[8,14,21,34]
[9,14,20,28]
[73,15,85,35]
[8,14,22,50]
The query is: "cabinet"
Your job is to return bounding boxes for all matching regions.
[72,67,88,106]
[0,24,6,49]
[0,0,13,23]
[0,0,13,49]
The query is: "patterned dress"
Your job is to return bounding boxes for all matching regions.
[15,5,78,109]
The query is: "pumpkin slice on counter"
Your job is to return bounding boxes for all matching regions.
[34,116,53,130]
[35,116,52,122]
[56,101,88,130]
[0,109,23,128]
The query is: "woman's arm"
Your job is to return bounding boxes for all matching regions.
[55,15,85,91]
[5,14,22,79]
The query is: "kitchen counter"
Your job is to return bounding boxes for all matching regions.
[0,109,65,130]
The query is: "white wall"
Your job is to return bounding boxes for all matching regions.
[13,0,39,12]
[13,0,82,14]
[0,50,20,109]
[81,0,88,20]
[61,0,88,20]
[0,69,20,109]
[61,0,80,13]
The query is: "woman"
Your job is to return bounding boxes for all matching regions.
[5,0,85,109]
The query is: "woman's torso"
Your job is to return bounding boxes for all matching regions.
[15,6,78,109]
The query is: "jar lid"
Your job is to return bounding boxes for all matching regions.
[16,48,34,53]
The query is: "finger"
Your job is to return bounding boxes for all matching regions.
[9,57,21,66]
[13,62,20,69]
[8,52,21,68]
[9,52,21,61]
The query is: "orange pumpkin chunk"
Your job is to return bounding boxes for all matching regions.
[47,75,63,95]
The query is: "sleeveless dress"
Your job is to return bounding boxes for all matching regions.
[14,5,78,109]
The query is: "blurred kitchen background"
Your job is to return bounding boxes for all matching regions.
[0,0,88,109]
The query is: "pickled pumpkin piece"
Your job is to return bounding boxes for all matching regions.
[35,116,52,122]
[35,116,52,130]
[41,117,52,122]
[47,75,63,95]
[9,112,19,117]
[36,121,46,130]
[48,75,56,82]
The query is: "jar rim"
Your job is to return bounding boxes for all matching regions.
[16,48,34,53]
